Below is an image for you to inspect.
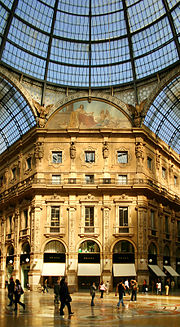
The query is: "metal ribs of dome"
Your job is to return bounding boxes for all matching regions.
[0,0,179,89]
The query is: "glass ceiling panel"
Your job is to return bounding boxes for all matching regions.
[0,0,179,88]
[0,77,36,155]
[144,76,180,154]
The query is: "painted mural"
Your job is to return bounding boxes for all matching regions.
[47,100,131,129]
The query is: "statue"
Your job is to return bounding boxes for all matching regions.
[126,99,147,127]
[103,142,109,159]
[135,142,144,160]
[34,142,44,160]
[32,99,53,128]
[70,142,76,159]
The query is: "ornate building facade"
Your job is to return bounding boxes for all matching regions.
[0,74,179,291]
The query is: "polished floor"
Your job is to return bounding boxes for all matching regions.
[1,289,180,327]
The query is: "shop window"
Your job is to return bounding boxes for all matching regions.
[52,151,62,163]
[118,175,127,184]
[52,175,61,184]
[117,151,128,163]
[119,207,128,232]
[85,175,94,184]
[50,206,60,232]
[85,151,95,163]
[162,167,166,179]
[147,156,152,170]
[85,207,94,232]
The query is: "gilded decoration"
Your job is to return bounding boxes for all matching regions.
[47,100,131,129]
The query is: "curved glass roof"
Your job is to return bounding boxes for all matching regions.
[0,76,36,154]
[0,0,179,88]
[144,75,180,154]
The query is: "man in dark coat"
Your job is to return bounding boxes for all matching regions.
[59,277,74,316]
[8,277,15,306]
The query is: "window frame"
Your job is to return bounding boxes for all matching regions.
[117,151,128,164]
[52,151,62,164]
[85,151,95,163]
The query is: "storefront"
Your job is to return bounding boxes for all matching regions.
[112,240,136,288]
[78,240,101,289]
[41,240,66,287]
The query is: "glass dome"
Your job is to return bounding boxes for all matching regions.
[0,0,179,88]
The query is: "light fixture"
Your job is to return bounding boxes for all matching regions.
[9,260,13,264]
[149,258,152,263]
[165,260,168,264]
[25,258,29,263]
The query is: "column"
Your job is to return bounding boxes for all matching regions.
[67,205,77,292]
[101,205,112,288]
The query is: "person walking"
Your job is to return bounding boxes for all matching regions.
[156,279,162,295]
[142,279,148,294]
[90,282,96,306]
[7,277,15,306]
[124,279,130,295]
[99,281,106,298]
[54,278,60,304]
[130,279,138,302]
[14,279,25,312]
[43,279,48,293]
[116,280,126,308]
[59,277,74,316]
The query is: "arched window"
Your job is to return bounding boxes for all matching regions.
[148,243,157,255]
[78,240,100,253]
[44,241,65,253]
[113,240,134,254]
[113,240,135,263]
[7,245,14,256]
[148,243,157,265]
[22,242,30,254]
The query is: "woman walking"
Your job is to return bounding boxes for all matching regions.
[14,279,25,312]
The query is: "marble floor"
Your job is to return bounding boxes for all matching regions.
[1,289,180,327]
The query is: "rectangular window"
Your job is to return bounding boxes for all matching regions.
[50,206,60,233]
[24,210,28,228]
[174,175,177,186]
[85,175,94,184]
[118,175,127,184]
[26,157,32,169]
[52,151,62,163]
[147,157,152,170]
[119,207,128,233]
[119,207,128,226]
[52,175,61,184]
[162,167,166,179]
[85,151,95,163]
[117,151,128,163]
[85,207,94,232]
[165,216,169,236]
[150,210,156,235]
[9,216,12,234]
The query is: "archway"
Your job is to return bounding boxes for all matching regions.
[78,240,100,290]
[6,245,14,279]
[42,240,66,288]
[112,240,136,288]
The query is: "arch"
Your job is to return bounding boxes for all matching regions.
[110,238,136,254]
[7,244,14,256]
[46,94,132,127]
[113,240,135,254]
[164,245,170,257]
[0,74,36,154]
[78,240,100,253]
[148,242,157,255]
[44,240,66,253]
[21,241,30,254]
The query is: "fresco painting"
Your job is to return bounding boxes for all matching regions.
[47,100,131,129]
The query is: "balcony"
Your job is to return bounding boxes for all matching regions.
[79,226,99,237]
[113,225,134,237]
[19,228,30,239]
[44,225,65,237]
